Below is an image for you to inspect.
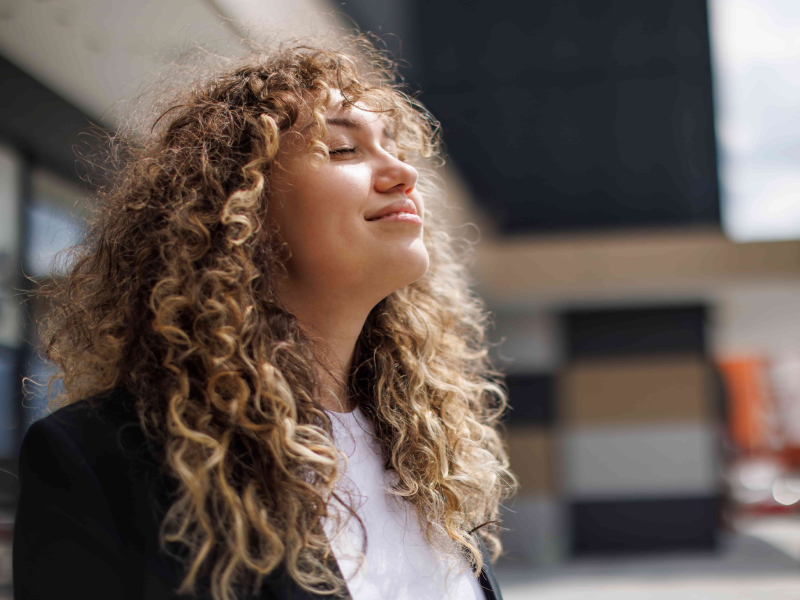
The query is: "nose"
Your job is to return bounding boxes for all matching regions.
[374,152,419,196]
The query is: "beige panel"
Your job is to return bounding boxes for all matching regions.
[504,427,554,495]
[471,227,800,307]
[560,355,713,426]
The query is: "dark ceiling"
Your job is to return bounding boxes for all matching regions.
[342,0,720,235]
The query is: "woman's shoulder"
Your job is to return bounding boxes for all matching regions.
[20,386,165,502]
[16,390,185,598]
[23,387,155,465]
[32,386,139,430]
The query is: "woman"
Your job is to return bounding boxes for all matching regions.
[14,37,515,600]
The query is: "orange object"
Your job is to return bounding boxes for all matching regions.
[718,357,769,452]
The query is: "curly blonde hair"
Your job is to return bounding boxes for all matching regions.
[38,35,516,600]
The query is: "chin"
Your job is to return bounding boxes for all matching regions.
[398,240,431,286]
[373,241,429,296]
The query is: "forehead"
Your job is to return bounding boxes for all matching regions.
[323,92,392,130]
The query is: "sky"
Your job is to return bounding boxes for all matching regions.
[709,0,800,241]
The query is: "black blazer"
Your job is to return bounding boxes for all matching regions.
[14,388,504,600]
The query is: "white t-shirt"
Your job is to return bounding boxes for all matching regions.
[322,407,487,600]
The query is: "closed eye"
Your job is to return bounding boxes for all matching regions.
[328,147,356,156]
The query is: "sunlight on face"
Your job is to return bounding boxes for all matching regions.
[269,91,430,309]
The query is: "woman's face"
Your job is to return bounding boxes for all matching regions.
[269,92,429,309]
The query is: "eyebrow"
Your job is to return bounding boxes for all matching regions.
[325,117,395,140]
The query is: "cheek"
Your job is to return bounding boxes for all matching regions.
[274,166,371,266]
[296,169,366,238]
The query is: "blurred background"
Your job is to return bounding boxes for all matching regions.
[1,0,800,597]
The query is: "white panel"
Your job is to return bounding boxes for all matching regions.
[215,0,341,38]
[713,286,800,357]
[0,0,341,125]
[562,423,719,499]
[27,170,87,278]
[0,144,19,256]
[499,495,567,565]
[491,310,562,373]
[0,143,20,348]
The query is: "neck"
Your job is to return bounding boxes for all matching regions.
[278,284,374,414]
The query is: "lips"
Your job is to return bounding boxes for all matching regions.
[365,199,419,221]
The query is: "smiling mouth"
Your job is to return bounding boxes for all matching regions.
[366,211,423,224]
[366,210,413,220]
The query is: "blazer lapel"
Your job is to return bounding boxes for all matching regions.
[475,536,504,600]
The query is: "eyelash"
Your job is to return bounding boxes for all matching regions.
[329,147,356,156]
[327,146,404,162]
